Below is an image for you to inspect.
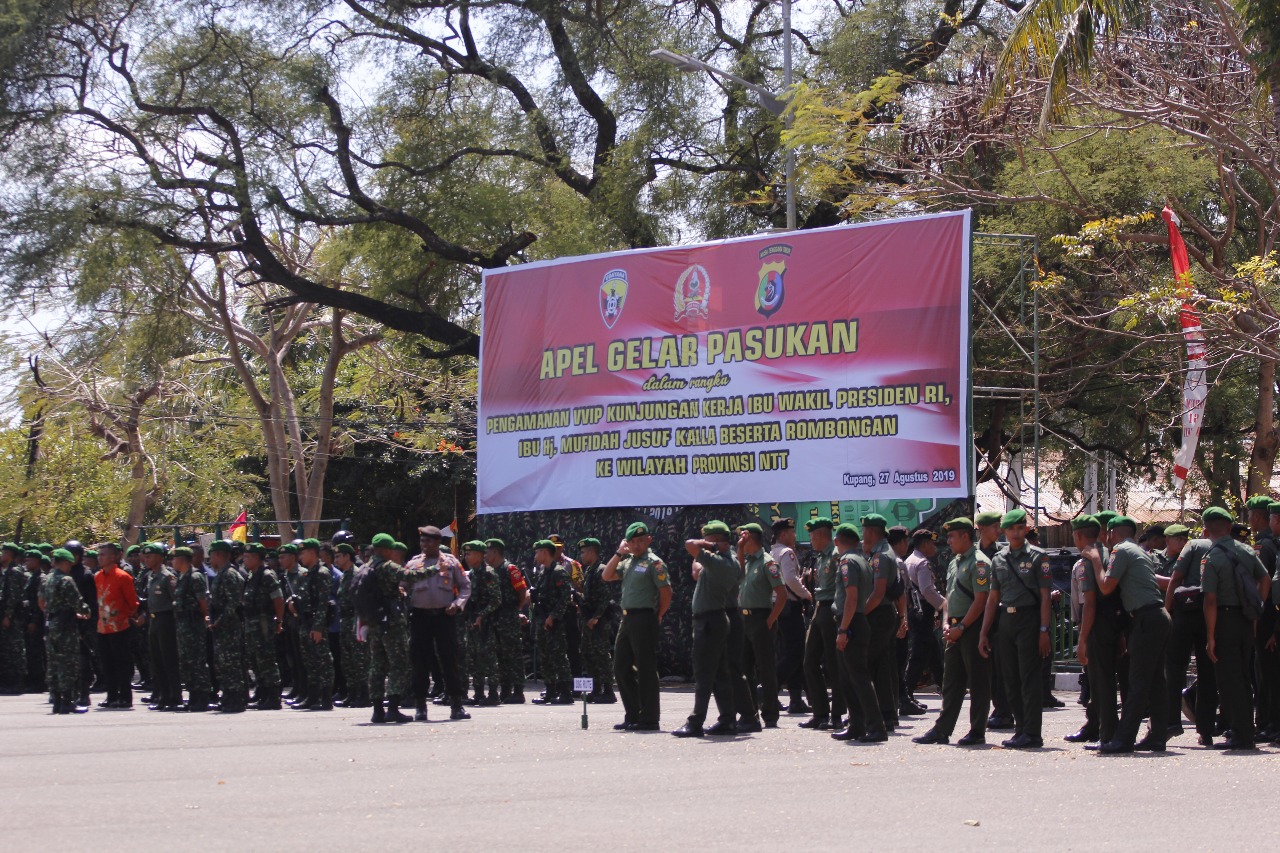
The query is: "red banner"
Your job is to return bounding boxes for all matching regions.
[1163,206,1208,489]
[477,211,972,513]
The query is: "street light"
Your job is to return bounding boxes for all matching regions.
[650,0,797,230]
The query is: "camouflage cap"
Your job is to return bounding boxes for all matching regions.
[51,548,75,563]
[461,540,487,554]
[370,533,395,549]
[701,520,732,536]
[625,522,649,540]
[804,516,834,531]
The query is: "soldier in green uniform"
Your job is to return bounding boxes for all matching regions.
[0,542,27,694]
[207,540,247,713]
[23,549,47,693]
[1085,515,1171,753]
[242,542,285,710]
[736,522,785,728]
[128,544,150,693]
[276,543,306,701]
[531,540,573,705]
[1201,506,1272,749]
[142,543,181,710]
[799,518,843,730]
[604,522,672,731]
[1066,514,1117,745]
[1245,496,1280,741]
[296,538,335,711]
[673,521,741,737]
[364,533,442,723]
[831,523,886,743]
[461,540,502,706]
[914,518,992,746]
[579,538,619,704]
[172,547,213,712]
[975,511,1013,730]
[979,508,1051,749]
[861,514,903,730]
[486,539,530,704]
[1264,503,1280,743]
[44,549,90,714]
[333,542,369,708]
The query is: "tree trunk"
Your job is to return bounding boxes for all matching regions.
[1247,355,1279,497]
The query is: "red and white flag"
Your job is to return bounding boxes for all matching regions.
[1163,207,1208,490]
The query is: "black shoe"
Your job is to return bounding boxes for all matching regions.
[830,726,862,741]
[307,699,334,711]
[763,719,778,729]
[1198,734,1214,747]
[737,717,762,733]
[97,700,113,709]
[956,731,986,746]
[631,722,660,732]
[1166,725,1185,739]
[1065,727,1099,743]
[856,731,888,743]
[900,699,927,716]
[1043,695,1066,708]
[414,703,428,722]
[613,721,636,731]
[1216,739,1258,751]
[1097,740,1134,755]
[672,722,704,738]
[385,698,412,724]
[987,715,1016,730]
[1134,736,1166,752]
[705,721,738,736]
[450,704,472,720]
[785,700,811,715]
[798,717,829,730]
[531,691,560,706]
[370,701,386,724]
[912,728,948,745]
[432,694,450,706]
[1002,734,1042,749]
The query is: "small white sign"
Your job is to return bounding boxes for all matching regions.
[573,677,594,694]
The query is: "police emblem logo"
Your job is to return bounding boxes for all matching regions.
[673,264,711,321]
[599,269,628,329]
[756,244,791,319]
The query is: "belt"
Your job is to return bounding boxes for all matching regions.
[743,608,771,616]
[622,607,654,615]
[693,610,722,619]
[1218,605,1242,611]
[1129,602,1162,617]
[815,599,833,607]
[1005,605,1033,614]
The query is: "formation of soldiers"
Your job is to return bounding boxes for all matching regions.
[2,499,1278,751]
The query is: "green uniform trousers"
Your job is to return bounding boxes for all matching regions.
[934,621,990,738]
[614,610,660,725]
[803,601,844,722]
[997,607,1043,741]
[743,609,780,725]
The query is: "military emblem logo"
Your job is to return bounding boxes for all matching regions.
[599,269,628,329]
[674,264,711,322]
[756,244,791,319]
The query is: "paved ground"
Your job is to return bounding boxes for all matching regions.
[2,686,1275,851]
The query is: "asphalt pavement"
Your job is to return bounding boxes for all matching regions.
[2,685,1276,851]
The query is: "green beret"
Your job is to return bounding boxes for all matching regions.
[1245,495,1273,510]
[1269,501,1280,516]
[126,545,141,556]
[577,537,601,549]
[461,540,487,553]
[245,542,268,556]
[859,513,888,530]
[171,546,193,559]
[25,548,42,559]
[1071,515,1100,532]
[1201,506,1233,524]
[334,543,356,556]
[701,521,732,536]
[485,538,506,551]
[299,538,322,551]
[208,540,234,554]
[1000,508,1028,528]
[974,511,1003,527]
[51,548,75,563]
[391,541,408,552]
[1107,515,1138,531]
[805,516,834,531]
[2,542,21,554]
[1095,510,1120,526]
[84,549,98,558]
[834,522,860,540]
[1163,523,1191,537]
[943,517,975,534]
[625,522,649,540]
[533,539,556,552]
[38,543,53,554]
[140,542,167,556]
[276,543,299,555]
[738,522,764,537]
[370,533,396,549]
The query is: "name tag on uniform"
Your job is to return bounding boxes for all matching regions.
[634,566,648,574]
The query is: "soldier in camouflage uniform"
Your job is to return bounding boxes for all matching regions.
[578,538,619,703]
[333,542,370,708]
[129,547,151,691]
[207,540,247,713]
[296,538,335,711]
[0,543,27,694]
[461,541,502,706]
[25,550,49,692]
[485,539,529,703]
[172,547,213,712]
[277,543,306,701]
[531,540,573,705]
[242,542,284,710]
[43,549,90,714]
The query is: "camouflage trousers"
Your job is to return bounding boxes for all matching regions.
[212,619,246,703]
[27,620,46,689]
[468,622,499,690]
[493,609,524,689]
[537,618,570,685]
[340,617,369,695]
[177,620,212,699]
[130,619,150,685]
[455,616,469,691]
[45,623,80,694]
[582,615,617,689]
[367,617,410,701]
[0,621,25,689]
[245,617,281,692]
[301,625,334,694]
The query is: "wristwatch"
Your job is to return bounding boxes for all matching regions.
[1039,625,1049,633]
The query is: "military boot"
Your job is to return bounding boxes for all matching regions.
[531,686,559,705]
[370,699,386,724]
[309,682,334,711]
[414,700,429,722]
[597,688,618,704]
[550,682,574,705]
[482,685,502,706]
[386,695,412,724]
[257,688,282,711]
[509,684,526,704]
[467,686,484,706]
[450,698,472,720]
